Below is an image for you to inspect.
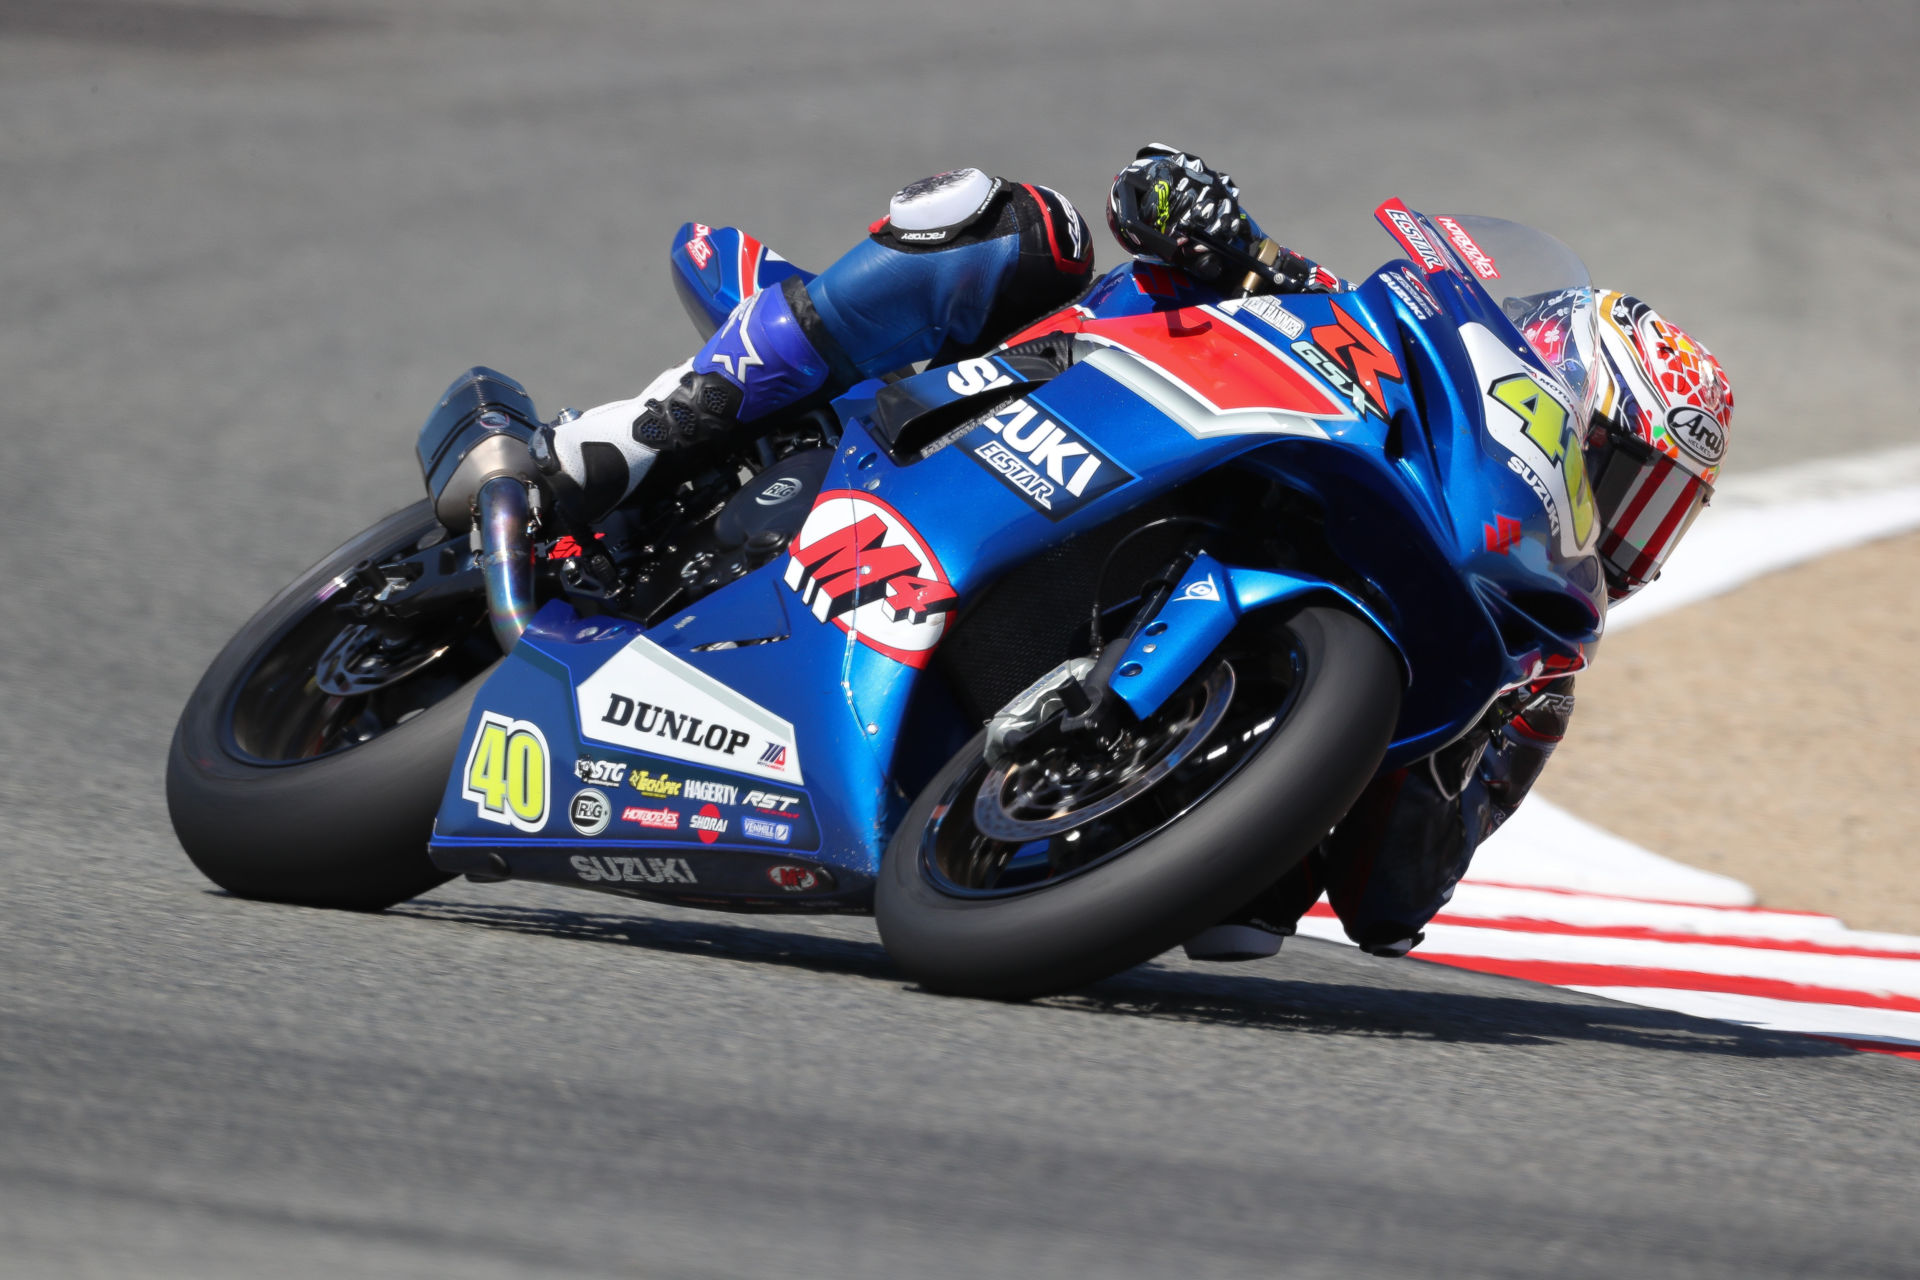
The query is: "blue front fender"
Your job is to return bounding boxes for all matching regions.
[1110,552,1408,720]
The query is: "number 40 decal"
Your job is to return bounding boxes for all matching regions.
[461,712,550,831]
[1487,373,1598,547]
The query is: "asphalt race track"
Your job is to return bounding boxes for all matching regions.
[3,2,1918,1275]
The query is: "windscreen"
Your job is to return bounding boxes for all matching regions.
[1431,213,1601,427]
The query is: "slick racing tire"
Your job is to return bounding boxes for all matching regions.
[167,502,497,911]
[876,605,1400,1000]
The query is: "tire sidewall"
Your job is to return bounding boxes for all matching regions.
[166,503,490,910]
[875,606,1402,998]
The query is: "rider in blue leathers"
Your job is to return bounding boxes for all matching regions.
[543,147,1575,964]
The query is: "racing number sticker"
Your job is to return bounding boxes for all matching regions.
[461,712,550,831]
[1486,373,1598,548]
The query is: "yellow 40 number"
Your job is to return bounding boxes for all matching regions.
[461,712,550,831]
[1487,373,1598,547]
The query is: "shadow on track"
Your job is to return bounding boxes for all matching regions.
[391,896,1848,1061]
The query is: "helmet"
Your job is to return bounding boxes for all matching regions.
[1517,289,1733,600]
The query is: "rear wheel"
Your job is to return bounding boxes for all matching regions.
[875,606,1401,999]
[166,502,499,910]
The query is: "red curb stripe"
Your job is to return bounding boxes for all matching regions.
[1453,882,1832,916]
[1420,913,1920,962]
[1809,1036,1920,1061]
[1412,955,1920,1014]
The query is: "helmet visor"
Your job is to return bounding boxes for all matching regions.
[1589,422,1711,597]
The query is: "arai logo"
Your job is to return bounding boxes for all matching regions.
[1664,405,1726,466]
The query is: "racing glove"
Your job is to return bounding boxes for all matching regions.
[1106,145,1254,282]
[1107,145,1342,292]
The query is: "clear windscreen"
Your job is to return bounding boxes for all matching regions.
[1426,213,1601,424]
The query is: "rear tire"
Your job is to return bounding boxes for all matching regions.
[166,503,495,911]
[875,606,1401,999]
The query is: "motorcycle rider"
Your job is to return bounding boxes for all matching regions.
[541,145,1733,964]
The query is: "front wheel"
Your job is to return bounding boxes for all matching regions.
[875,606,1402,999]
[167,502,499,911]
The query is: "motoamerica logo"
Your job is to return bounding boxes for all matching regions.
[960,398,1133,521]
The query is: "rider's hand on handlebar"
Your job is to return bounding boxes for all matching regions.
[1109,145,1254,282]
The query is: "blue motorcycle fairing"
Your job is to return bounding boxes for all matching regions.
[432,204,1612,903]
[669,223,814,339]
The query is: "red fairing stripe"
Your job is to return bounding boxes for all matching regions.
[739,234,764,299]
[1077,307,1352,417]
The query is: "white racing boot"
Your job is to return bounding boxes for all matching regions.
[535,360,690,517]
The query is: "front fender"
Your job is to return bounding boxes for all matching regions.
[1110,552,1408,720]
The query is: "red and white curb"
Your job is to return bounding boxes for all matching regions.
[1297,881,1920,1060]
[1302,446,1920,1061]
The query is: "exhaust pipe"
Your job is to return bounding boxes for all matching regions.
[476,474,535,653]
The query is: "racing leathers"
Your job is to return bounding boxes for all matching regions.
[546,154,1570,963]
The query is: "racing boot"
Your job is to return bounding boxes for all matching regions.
[1182,855,1325,962]
[539,278,848,518]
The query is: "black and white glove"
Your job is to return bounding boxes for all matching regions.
[1106,144,1252,281]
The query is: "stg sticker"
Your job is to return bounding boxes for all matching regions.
[578,634,803,783]
[959,398,1133,521]
[785,491,957,668]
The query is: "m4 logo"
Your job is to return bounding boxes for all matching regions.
[784,491,958,668]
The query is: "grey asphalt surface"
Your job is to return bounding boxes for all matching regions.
[3,1,1918,1276]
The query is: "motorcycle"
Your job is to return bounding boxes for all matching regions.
[167,199,1607,999]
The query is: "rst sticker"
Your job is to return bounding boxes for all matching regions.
[461,712,550,832]
[959,398,1134,521]
[785,491,957,668]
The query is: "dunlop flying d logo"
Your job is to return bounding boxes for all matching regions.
[957,397,1134,521]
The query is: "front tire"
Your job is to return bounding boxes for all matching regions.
[167,503,497,911]
[875,606,1401,999]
